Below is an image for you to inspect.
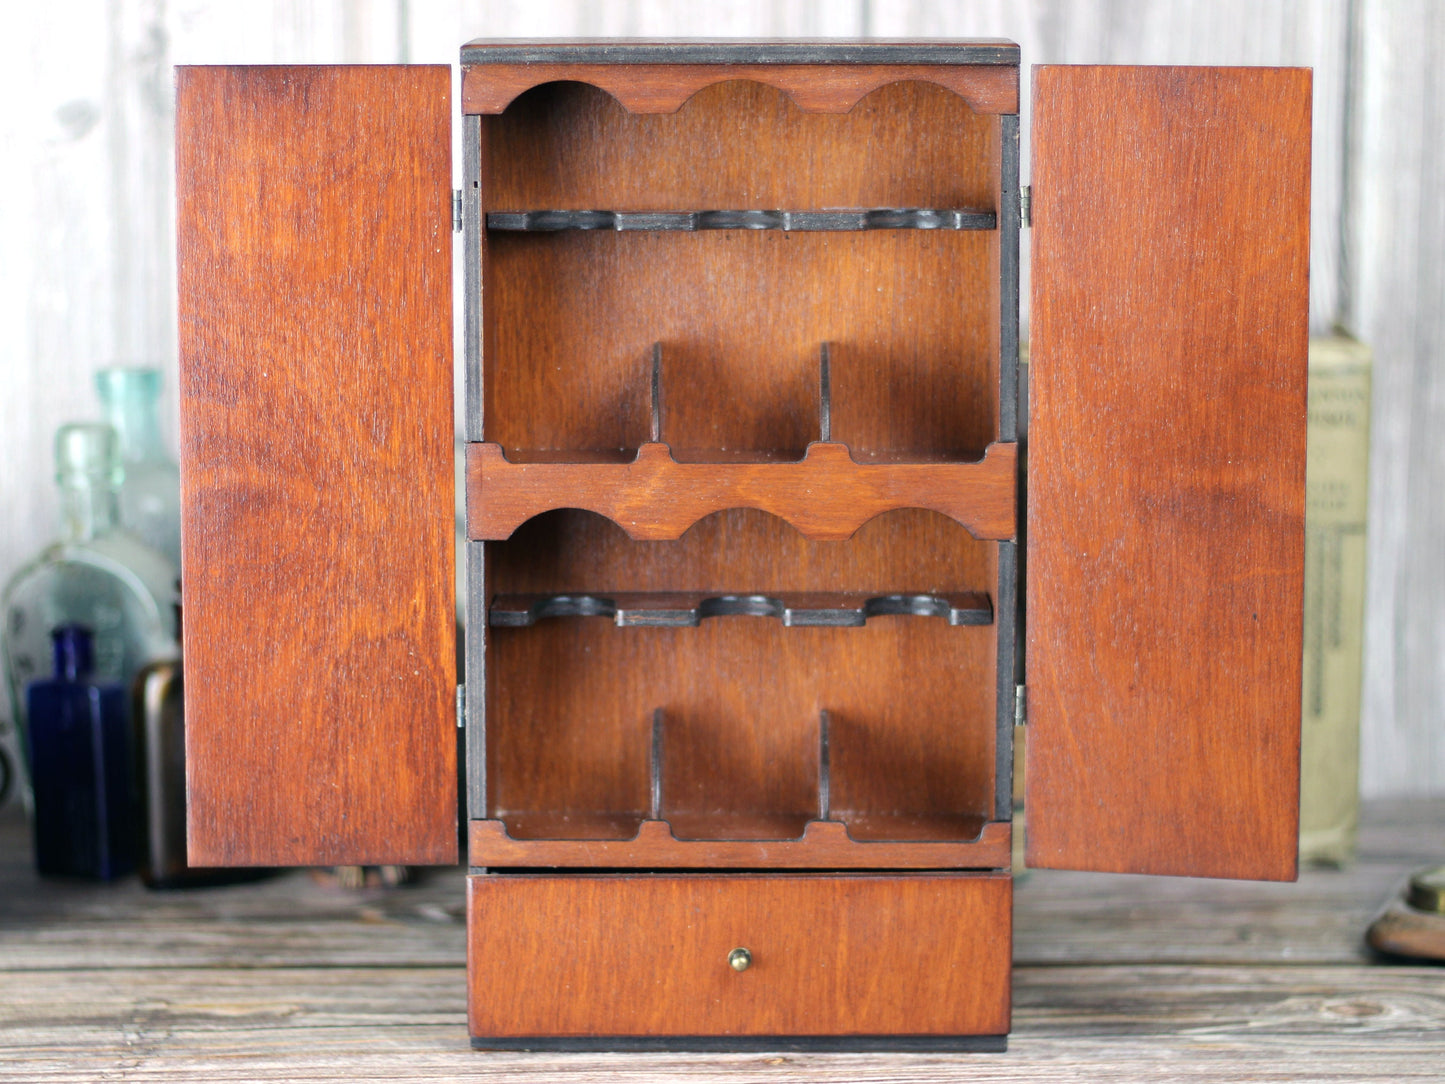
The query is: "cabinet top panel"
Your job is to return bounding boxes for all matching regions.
[460,39,1020,67]
[460,42,1020,114]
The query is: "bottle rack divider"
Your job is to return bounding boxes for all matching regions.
[487,208,997,232]
[488,592,994,628]
[470,708,1010,870]
[468,344,1017,542]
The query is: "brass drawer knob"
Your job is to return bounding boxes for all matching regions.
[727,947,752,972]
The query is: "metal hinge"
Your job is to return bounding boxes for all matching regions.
[1020,186,1032,228]
[452,189,463,233]
[456,684,466,729]
[1015,684,1027,727]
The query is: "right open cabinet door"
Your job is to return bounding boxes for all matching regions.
[1025,66,1311,880]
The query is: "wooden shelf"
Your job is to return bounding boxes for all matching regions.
[487,208,997,232]
[470,814,1010,869]
[466,440,1017,542]
[489,591,993,628]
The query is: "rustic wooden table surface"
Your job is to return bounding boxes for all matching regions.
[1,800,1441,1082]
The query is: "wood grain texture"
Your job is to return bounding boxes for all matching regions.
[477,77,1001,485]
[466,873,1012,1038]
[2,799,1439,969]
[468,440,1016,541]
[483,232,999,460]
[4,803,1445,1075]
[478,80,1002,463]
[483,509,998,842]
[485,617,999,836]
[484,79,997,211]
[463,61,1017,115]
[469,817,1010,868]
[470,63,1008,871]
[176,66,457,867]
[11,0,1436,826]
[1026,66,1311,881]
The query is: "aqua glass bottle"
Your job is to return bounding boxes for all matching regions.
[2,424,179,790]
[26,624,134,878]
[94,368,182,571]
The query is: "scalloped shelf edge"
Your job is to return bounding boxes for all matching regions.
[466,440,1017,542]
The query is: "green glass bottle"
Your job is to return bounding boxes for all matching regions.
[94,368,182,571]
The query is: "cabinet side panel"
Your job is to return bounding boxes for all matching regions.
[177,65,457,867]
[1026,66,1309,881]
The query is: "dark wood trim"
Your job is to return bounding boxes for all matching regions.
[463,113,487,823]
[994,541,1017,822]
[470,1035,1009,1052]
[487,208,998,231]
[999,113,1020,443]
[488,591,993,629]
[464,540,487,822]
[995,111,1021,823]
[460,39,1020,67]
[462,113,483,442]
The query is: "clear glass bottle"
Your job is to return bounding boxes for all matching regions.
[94,367,182,571]
[2,424,179,785]
[26,624,135,878]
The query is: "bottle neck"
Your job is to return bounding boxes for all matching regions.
[101,396,168,463]
[58,474,122,542]
[52,625,93,682]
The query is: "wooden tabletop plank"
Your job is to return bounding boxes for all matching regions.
[2,802,1442,1080]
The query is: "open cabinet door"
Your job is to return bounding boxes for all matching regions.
[1025,66,1310,880]
[177,66,457,866]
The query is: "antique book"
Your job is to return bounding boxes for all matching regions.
[1299,336,1372,866]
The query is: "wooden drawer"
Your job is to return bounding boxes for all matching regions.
[467,872,1011,1043]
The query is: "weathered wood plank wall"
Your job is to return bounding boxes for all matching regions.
[1351,0,1445,796]
[0,0,1438,797]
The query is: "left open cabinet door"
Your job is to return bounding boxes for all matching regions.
[176,66,457,867]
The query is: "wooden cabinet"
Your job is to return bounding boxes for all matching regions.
[175,41,1311,1049]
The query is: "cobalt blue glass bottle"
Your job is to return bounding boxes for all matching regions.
[26,624,135,879]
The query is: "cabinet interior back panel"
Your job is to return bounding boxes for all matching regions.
[485,509,998,833]
[484,231,997,459]
[480,77,1001,460]
[485,80,997,209]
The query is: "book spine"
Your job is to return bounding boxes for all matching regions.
[1299,337,1372,866]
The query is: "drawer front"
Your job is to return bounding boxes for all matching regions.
[468,872,1011,1039]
